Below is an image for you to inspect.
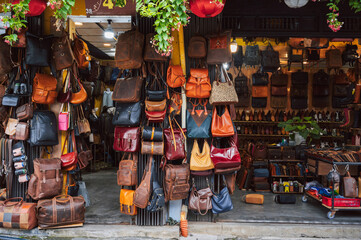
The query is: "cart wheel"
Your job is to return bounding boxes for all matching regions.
[301,195,308,203]
[327,211,335,219]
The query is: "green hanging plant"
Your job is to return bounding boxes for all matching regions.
[48,0,76,30]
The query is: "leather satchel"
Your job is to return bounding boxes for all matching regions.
[313,85,329,97]
[167,65,186,88]
[207,31,232,65]
[343,171,357,198]
[144,33,168,62]
[164,120,187,161]
[210,137,241,169]
[60,131,78,170]
[115,29,144,69]
[188,36,207,58]
[117,153,137,186]
[29,110,58,146]
[145,99,166,112]
[112,76,143,102]
[252,71,269,86]
[209,66,238,105]
[326,45,343,69]
[52,35,75,71]
[271,86,287,96]
[244,45,261,67]
[261,43,280,72]
[32,73,58,104]
[164,163,190,201]
[291,71,308,85]
[291,98,308,109]
[211,182,233,214]
[16,103,33,120]
[9,122,29,141]
[188,185,213,215]
[211,106,234,137]
[133,157,153,209]
[252,97,267,108]
[0,198,37,230]
[141,141,164,155]
[113,127,140,152]
[28,158,62,200]
[190,140,214,171]
[0,34,12,75]
[5,118,18,136]
[142,126,163,141]
[186,69,212,98]
[25,32,52,67]
[119,189,137,216]
[271,71,288,86]
[37,195,85,228]
[112,102,142,127]
[252,86,268,98]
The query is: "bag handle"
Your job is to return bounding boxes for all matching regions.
[3,197,23,206]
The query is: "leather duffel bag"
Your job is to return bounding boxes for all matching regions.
[37,195,85,228]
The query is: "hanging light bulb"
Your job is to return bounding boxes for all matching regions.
[230,37,238,53]
[104,19,114,39]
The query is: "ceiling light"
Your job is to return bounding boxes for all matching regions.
[111,48,116,51]
[74,22,83,26]
[104,19,114,39]
[104,43,111,47]
[230,37,238,53]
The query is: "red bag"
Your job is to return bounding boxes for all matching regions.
[210,137,241,169]
[60,131,78,170]
[145,109,166,123]
[12,0,46,17]
[113,127,140,152]
[164,117,187,161]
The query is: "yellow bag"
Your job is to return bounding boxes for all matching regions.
[119,189,137,216]
[243,194,264,205]
[190,140,214,171]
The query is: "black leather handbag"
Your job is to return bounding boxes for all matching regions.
[142,126,163,141]
[252,71,269,86]
[25,32,53,67]
[260,44,280,72]
[112,101,142,127]
[146,90,167,101]
[291,98,308,109]
[291,86,308,98]
[146,161,165,212]
[291,71,308,85]
[244,45,261,67]
[313,70,329,85]
[271,71,288,86]
[252,97,267,108]
[29,110,59,146]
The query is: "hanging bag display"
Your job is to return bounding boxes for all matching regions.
[190,140,214,171]
[260,43,280,72]
[77,106,91,135]
[115,29,144,69]
[207,31,232,64]
[29,110,59,146]
[133,156,153,209]
[210,137,241,169]
[77,138,92,170]
[119,189,137,216]
[113,127,140,152]
[187,99,212,138]
[211,106,234,137]
[211,176,233,214]
[163,117,187,161]
[209,66,238,105]
[117,153,138,186]
[188,180,213,215]
[186,68,212,98]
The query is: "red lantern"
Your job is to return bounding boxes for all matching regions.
[189,0,226,18]
[12,0,47,17]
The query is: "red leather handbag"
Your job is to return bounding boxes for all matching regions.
[113,127,140,152]
[60,131,78,170]
[210,136,241,169]
[164,117,187,161]
[13,0,46,17]
[145,109,166,123]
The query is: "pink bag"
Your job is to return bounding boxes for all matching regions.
[58,103,70,131]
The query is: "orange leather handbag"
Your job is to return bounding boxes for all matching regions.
[211,106,234,137]
[70,78,87,105]
[119,189,137,216]
[32,73,58,104]
[185,68,211,98]
[167,65,185,88]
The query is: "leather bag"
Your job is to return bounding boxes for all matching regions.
[115,29,144,69]
[142,126,163,141]
[0,198,37,230]
[211,106,234,137]
[57,72,72,103]
[58,103,69,131]
[141,141,164,155]
[252,71,269,86]
[0,34,12,75]
[187,105,211,139]
[190,140,214,171]
[112,76,143,103]
[28,158,62,200]
[271,86,287,96]
[210,137,241,169]
[113,127,140,152]
[117,153,137,186]
[326,46,343,69]
[332,96,347,108]
[333,70,349,85]
[145,109,166,123]
[188,36,207,58]
[77,138,92,169]
[207,31,232,64]
[343,171,357,198]
[133,157,153,209]
[2,95,19,107]
[70,78,87,105]
[271,71,288,86]
[72,35,91,69]
[253,145,267,160]
[112,102,142,127]
[186,69,212,98]
[145,99,166,112]
[261,44,280,72]
[60,131,78,169]
[29,110,59,146]
[252,86,268,97]
[52,35,75,71]
[313,85,329,96]
[9,122,29,141]
[119,189,137,216]
[209,66,238,105]
[164,163,190,201]
[291,98,308,109]
[36,195,85,228]
[313,70,329,85]
[16,103,33,121]
[77,106,91,135]
[164,119,187,161]
[5,118,18,136]
[211,179,233,214]
[32,73,58,104]
[291,71,308,85]
[188,184,213,215]
[146,167,165,212]
[167,65,185,88]
[144,33,168,62]
[291,86,308,97]
[252,97,267,108]
[342,44,358,66]
[333,84,348,97]
[244,45,261,67]
[25,32,52,67]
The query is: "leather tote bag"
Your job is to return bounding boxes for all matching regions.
[52,35,75,71]
[190,140,214,171]
[271,70,288,86]
[252,71,269,86]
[343,171,357,198]
[117,153,137,186]
[29,110,58,146]
[187,103,212,139]
[188,36,207,58]
[112,102,142,127]
[164,118,187,161]
[210,137,241,169]
[206,31,232,64]
[209,66,238,105]
[25,32,52,67]
[0,198,37,230]
[261,43,280,72]
[188,183,213,215]
[186,68,212,98]
[113,127,140,152]
[112,76,143,103]
[133,157,153,209]
[211,106,234,137]
[115,29,144,70]
[211,178,233,214]
[244,45,261,67]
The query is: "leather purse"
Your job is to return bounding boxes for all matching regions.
[163,163,190,201]
[0,34,12,75]
[333,70,349,84]
[313,85,329,96]
[271,86,287,96]
[253,144,268,160]
[60,131,78,169]
[291,86,307,97]
[25,32,52,67]
[70,78,87,105]
[112,102,142,127]
[190,140,214,171]
[188,184,213,215]
[164,119,187,161]
[313,70,329,85]
[117,153,137,186]
[144,33,168,62]
[343,171,357,198]
[252,97,267,108]
[211,178,233,214]
[252,86,268,98]
[72,35,91,69]
[145,99,166,112]
[291,98,308,109]
[188,36,207,58]
[187,105,211,139]
[115,29,144,70]
[145,109,166,123]
[0,198,37,230]
[77,106,91,135]
[291,71,308,85]
[112,76,143,103]
[77,138,92,170]
[29,110,58,146]
[32,73,58,104]
[58,103,69,131]
[57,71,72,103]
[133,157,153,209]
[326,45,343,69]
[52,35,75,71]
[271,71,288,86]
[211,106,234,137]
[210,137,241,169]
[113,127,140,152]
[260,43,280,72]
[142,126,163,141]
[5,117,17,136]
[167,64,185,88]
[9,122,29,141]
[2,95,19,107]
[209,66,238,105]
[186,68,212,98]
[206,31,232,65]
[141,141,164,155]
[333,84,348,97]
[16,103,33,121]
[252,71,269,86]
[146,89,167,101]
[119,189,137,216]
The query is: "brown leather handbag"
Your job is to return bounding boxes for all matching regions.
[16,103,33,120]
[9,122,29,141]
[333,70,349,85]
[207,31,232,65]
[163,162,190,201]
[141,141,164,155]
[188,182,213,215]
[185,68,211,98]
[117,153,137,186]
[133,157,153,209]
[190,140,214,171]
[167,64,185,88]
[77,106,90,135]
[344,171,357,198]
[0,197,37,230]
[188,36,207,58]
[0,34,13,75]
[32,73,58,104]
[37,195,85,228]
[52,35,75,71]
[144,33,168,62]
[119,189,137,216]
[70,78,87,105]
[253,144,268,160]
[252,86,268,98]
[145,99,166,112]
[5,118,18,136]
[209,66,238,105]
[77,138,93,169]
[112,76,143,102]
[211,106,234,137]
[115,29,144,69]
[271,86,287,96]
[72,35,91,69]
[326,45,342,70]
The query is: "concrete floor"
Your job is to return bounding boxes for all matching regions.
[83,170,361,225]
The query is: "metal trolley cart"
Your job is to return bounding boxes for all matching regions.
[302,151,361,219]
